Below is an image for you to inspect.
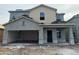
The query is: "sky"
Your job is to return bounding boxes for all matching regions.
[0,4,79,24]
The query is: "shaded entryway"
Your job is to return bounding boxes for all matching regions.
[8,30,39,44]
[47,30,52,43]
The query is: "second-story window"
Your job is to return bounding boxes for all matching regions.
[12,15,16,20]
[40,12,45,20]
[57,19,61,21]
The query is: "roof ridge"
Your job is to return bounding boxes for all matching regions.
[9,4,57,13]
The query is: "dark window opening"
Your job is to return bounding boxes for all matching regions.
[12,15,16,20]
[57,19,61,21]
[40,12,45,20]
[57,29,61,39]
[47,30,52,43]
[40,17,45,20]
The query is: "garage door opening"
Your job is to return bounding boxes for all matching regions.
[8,30,39,44]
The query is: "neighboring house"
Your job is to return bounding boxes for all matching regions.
[3,4,76,45]
[67,14,79,43]
[0,24,4,44]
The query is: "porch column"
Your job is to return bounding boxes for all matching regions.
[61,29,66,43]
[69,27,75,45]
[2,30,8,45]
[52,29,58,43]
[44,29,47,43]
[39,27,44,44]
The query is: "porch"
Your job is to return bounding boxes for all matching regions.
[39,23,75,45]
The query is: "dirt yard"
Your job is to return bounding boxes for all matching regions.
[0,45,79,55]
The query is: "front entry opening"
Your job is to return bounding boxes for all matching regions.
[47,30,52,43]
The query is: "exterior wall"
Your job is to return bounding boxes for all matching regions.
[39,27,44,44]
[3,29,8,45]
[43,28,47,43]
[8,31,18,43]
[0,29,4,43]
[59,29,66,43]
[29,6,56,24]
[3,18,41,44]
[6,18,40,31]
[3,30,19,44]
[67,17,79,43]
[9,5,65,24]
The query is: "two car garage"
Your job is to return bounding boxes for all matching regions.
[8,30,39,44]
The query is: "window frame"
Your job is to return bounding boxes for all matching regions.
[12,15,16,20]
[57,29,61,39]
[40,12,45,20]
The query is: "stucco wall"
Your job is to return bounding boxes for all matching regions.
[8,31,18,43]
[0,29,4,43]
[3,18,41,44]
[29,6,56,24]
[67,17,79,42]
[2,29,8,45]
[6,18,40,31]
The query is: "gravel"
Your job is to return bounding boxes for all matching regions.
[0,45,79,55]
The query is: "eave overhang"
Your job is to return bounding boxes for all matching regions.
[39,23,75,28]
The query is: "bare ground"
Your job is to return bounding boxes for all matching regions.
[0,45,79,55]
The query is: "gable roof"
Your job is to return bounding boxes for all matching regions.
[28,4,57,11]
[67,14,79,22]
[3,15,39,26]
[9,4,57,13]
